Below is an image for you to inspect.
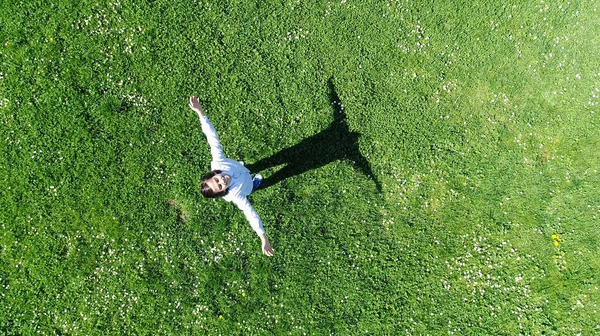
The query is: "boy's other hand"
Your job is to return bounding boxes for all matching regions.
[189,96,205,117]
[261,237,274,257]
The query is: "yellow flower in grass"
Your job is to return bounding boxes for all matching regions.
[219,315,223,319]
[551,234,558,240]
[242,292,246,297]
[553,240,559,247]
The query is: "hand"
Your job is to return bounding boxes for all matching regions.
[261,235,274,257]
[189,96,205,117]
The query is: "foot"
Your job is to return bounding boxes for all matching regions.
[252,174,263,192]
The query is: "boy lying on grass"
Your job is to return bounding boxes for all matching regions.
[189,96,274,257]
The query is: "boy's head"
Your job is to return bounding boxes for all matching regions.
[200,170,231,198]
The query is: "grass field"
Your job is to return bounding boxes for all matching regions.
[1,0,600,334]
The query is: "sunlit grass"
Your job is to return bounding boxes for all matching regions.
[1,0,599,334]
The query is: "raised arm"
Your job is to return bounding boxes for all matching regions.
[189,96,226,162]
[232,195,274,257]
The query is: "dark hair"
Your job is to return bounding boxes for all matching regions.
[200,170,228,198]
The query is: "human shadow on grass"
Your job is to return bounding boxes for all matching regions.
[247,78,381,192]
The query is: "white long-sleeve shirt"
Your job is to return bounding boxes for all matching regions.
[200,116,266,236]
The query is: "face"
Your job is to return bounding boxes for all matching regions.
[206,173,231,193]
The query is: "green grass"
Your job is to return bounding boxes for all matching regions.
[1,0,599,334]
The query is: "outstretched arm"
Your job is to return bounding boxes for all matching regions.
[190,96,226,162]
[232,196,274,257]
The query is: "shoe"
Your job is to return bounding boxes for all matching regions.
[252,174,263,191]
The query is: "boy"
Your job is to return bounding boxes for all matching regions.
[189,96,274,257]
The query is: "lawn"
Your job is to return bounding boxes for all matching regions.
[1,0,599,334]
